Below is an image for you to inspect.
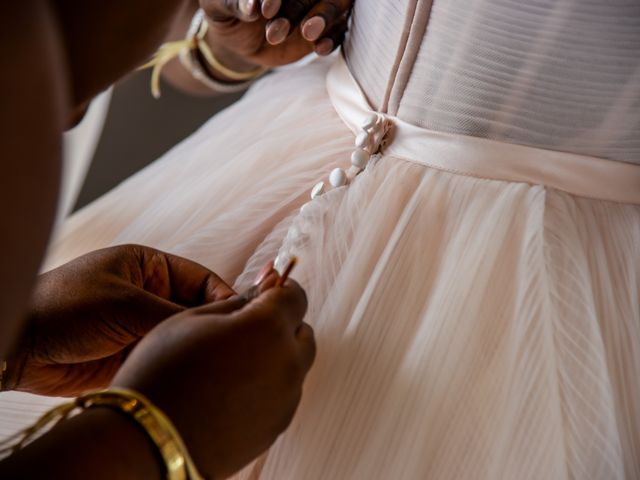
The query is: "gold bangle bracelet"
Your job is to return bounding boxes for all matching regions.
[0,388,204,480]
[79,389,205,480]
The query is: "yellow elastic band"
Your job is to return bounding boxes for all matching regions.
[139,38,195,99]
[195,22,265,82]
[140,14,265,98]
[0,401,77,456]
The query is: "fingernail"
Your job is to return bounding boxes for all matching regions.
[266,18,290,45]
[258,271,279,293]
[315,38,334,56]
[254,261,275,285]
[239,0,256,17]
[262,0,281,19]
[302,16,326,42]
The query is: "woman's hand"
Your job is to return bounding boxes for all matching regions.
[7,244,235,396]
[199,0,354,73]
[113,279,315,479]
[0,266,316,480]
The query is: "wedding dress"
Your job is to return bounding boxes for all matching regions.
[2,0,639,478]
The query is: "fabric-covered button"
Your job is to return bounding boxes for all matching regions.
[351,148,370,169]
[311,181,325,199]
[329,168,348,187]
[362,113,378,130]
[355,130,370,149]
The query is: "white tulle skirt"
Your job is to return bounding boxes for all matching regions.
[3,54,640,478]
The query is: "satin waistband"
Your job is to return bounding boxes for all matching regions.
[327,54,640,205]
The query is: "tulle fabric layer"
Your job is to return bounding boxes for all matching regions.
[252,159,640,480]
[2,57,638,478]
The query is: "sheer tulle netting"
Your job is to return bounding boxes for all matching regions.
[0,55,628,479]
[40,60,351,276]
[262,163,640,479]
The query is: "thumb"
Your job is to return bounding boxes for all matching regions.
[137,247,236,307]
[234,279,308,332]
[116,288,250,342]
[188,268,281,316]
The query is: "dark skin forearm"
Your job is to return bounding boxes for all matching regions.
[0,1,66,359]
[0,408,162,480]
[1,0,194,356]
[0,4,163,476]
[51,0,189,123]
[0,0,205,354]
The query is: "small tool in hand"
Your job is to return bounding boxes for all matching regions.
[276,256,298,287]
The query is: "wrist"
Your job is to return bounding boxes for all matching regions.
[84,388,205,480]
[202,21,262,83]
[0,407,164,480]
[79,407,166,480]
[144,8,266,97]
[1,346,29,392]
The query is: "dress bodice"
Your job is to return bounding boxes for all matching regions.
[344,0,640,164]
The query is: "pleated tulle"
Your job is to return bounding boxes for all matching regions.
[1,57,638,478]
[250,160,640,479]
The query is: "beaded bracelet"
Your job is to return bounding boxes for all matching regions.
[0,388,204,480]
